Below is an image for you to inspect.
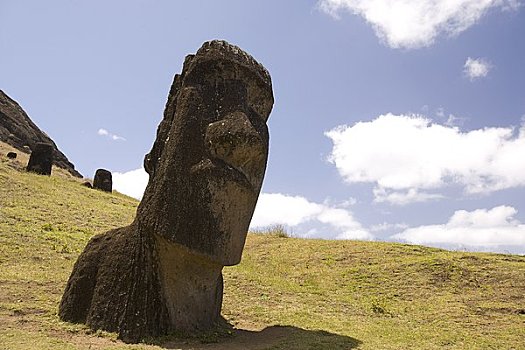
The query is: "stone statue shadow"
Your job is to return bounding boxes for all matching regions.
[157,324,361,350]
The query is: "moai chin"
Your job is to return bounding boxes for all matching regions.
[59,40,274,343]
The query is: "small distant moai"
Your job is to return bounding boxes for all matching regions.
[6,152,17,159]
[93,169,112,192]
[59,40,274,343]
[26,142,53,175]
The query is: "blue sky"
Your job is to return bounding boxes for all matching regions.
[1,1,525,254]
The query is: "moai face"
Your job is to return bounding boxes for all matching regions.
[138,41,273,266]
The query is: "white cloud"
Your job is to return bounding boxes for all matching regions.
[341,197,358,207]
[464,57,492,80]
[318,0,518,49]
[336,229,375,240]
[251,193,374,240]
[97,128,126,141]
[251,193,323,227]
[97,128,109,136]
[445,114,465,127]
[392,206,525,253]
[113,168,149,199]
[318,207,371,239]
[502,0,522,11]
[436,107,467,127]
[373,187,444,205]
[326,114,525,204]
[370,222,409,232]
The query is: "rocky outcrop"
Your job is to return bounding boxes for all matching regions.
[59,40,274,343]
[0,90,82,177]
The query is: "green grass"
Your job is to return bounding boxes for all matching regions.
[0,149,524,349]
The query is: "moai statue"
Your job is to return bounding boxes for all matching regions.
[59,40,274,343]
[26,142,53,175]
[93,169,112,192]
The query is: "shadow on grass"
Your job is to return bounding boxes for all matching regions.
[157,325,361,350]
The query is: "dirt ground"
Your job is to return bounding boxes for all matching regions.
[161,326,290,350]
[1,311,293,350]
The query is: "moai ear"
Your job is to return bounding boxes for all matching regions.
[143,120,169,177]
[143,152,154,175]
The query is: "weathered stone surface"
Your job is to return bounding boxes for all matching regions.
[82,181,92,188]
[93,169,112,192]
[59,40,274,343]
[0,90,82,177]
[6,152,17,159]
[26,142,54,175]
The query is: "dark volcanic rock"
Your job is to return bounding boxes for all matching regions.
[82,181,92,188]
[0,90,82,177]
[6,152,17,159]
[93,169,112,192]
[26,142,54,175]
[59,40,274,343]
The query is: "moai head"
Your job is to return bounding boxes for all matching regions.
[138,40,274,266]
[26,142,53,175]
[93,169,112,192]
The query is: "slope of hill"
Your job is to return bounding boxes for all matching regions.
[0,90,82,178]
[0,154,524,350]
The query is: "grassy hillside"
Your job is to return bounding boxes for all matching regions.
[0,147,524,350]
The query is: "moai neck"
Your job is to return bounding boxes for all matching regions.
[154,234,224,331]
